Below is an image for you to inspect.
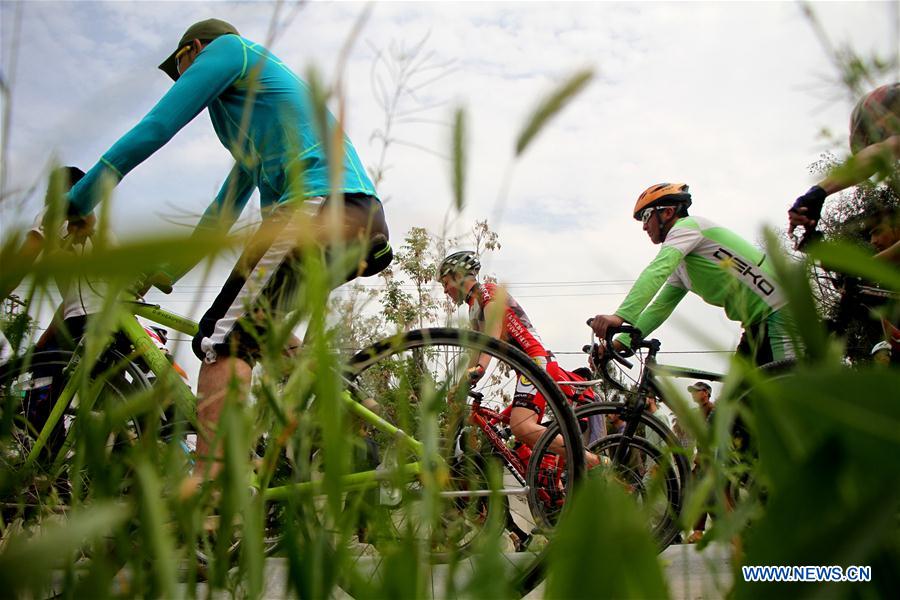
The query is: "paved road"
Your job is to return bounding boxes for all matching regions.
[519,542,732,600]
[658,542,733,600]
[242,541,733,599]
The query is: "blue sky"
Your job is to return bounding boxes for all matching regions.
[2,1,897,386]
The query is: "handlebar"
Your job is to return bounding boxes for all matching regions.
[585,318,641,369]
[584,319,649,393]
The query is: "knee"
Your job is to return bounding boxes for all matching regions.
[199,356,252,389]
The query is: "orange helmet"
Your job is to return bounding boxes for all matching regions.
[632,183,692,221]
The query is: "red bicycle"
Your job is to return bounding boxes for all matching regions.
[456,387,592,552]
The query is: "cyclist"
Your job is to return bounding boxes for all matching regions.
[683,381,719,543]
[589,183,799,366]
[864,204,900,356]
[788,82,900,246]
[0,166,97,356]
[437,251,600,468]
[65,19,390,479]
[1,167,189,450]
[868,202,900,265]
[0,330,10,368]
[1,167,95,315]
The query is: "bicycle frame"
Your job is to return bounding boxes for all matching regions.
[466,393,528,484]
[24,301,200,473]
[18,299,446,503]
[581,329,723,466]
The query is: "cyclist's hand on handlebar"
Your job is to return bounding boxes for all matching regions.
[788,185,826,230]
[788,210,823,253]
[788,185,827,249]
[787,207,816,235]
[66,213,96,243]
[587,314,624,340]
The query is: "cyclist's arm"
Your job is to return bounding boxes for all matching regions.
[790,135,900,231]
[0,230,43,300]
[632,283,688,336]
[818,135,900,196]
[195,165,255,233]
[469,296,505,372]
[616,283,687,349]
[67,36,247,216]
[614,245,684,326]
[874,239,900,265]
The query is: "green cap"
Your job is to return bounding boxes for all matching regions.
[158,18,239,80]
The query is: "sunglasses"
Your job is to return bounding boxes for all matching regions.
[640,208,659,224]
[175,44,192,74]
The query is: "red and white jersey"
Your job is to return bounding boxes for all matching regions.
[466,282,549,359]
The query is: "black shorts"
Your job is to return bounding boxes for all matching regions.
[192,194,389,365]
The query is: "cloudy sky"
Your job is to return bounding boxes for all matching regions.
[2,1,898,387]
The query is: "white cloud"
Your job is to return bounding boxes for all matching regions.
[2,0,895,382]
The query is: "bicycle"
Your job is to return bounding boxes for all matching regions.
[0,294,586,597]
[529,323,724,549]
[446,387,588,554]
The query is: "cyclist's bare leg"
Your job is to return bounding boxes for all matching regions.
[194,356,252,480]
[509,407,601,468]
[188,196,386,485]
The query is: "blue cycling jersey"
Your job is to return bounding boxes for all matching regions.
[68,34,377,224]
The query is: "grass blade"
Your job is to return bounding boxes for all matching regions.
[515,68,593,157]
[452,106,467,212]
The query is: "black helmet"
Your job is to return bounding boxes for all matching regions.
[849,83,900,154]
[438,250,481,279]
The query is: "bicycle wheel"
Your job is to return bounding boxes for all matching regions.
[269,328,585,598]
[0,350,150,529]
[527,402,687,551]
[721,359,796,511]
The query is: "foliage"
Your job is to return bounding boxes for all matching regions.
[546,477,667,599]
[367,33,457,190]
[804,153,899,361]
[452,107,468,213]
[0,297,35,355]
[514,69,594,157]
[2,6,899,600]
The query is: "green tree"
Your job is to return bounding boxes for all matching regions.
[329,285,385,358]
[388,227,439,329]
[0,296,36,355]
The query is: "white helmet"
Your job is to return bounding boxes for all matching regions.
[437,251,481,279]
[871,340,892,355]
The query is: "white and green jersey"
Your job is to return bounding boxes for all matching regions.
[615,215,786,338]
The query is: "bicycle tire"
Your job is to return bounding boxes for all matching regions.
[265,327,585,598]
[0,349,150,527]
[526,402,688,552]
[592,434,682,549]
[723,359,797,508]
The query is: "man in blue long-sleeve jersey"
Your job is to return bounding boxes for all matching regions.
[67,19,391,479]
